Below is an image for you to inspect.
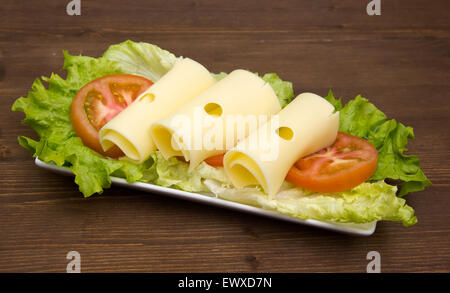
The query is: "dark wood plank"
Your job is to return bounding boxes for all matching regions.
[0,0,449,272]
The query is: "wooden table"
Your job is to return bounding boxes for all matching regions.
[1,0,449,273]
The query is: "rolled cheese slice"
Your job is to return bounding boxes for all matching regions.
[150,69,281,170]
[223,93,340,198]
[99,58,215,163]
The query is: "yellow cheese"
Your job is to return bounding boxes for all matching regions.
[150,69,281,170]
[223,93,339,198]
[99,58,215,163]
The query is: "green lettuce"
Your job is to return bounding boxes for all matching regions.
[204,179,417,227]
[102,40,178,81]
[12,51,147,197]
[142,152,230,192]
[212,72,228,82]
[261,73,294,108]
[325,90,431,196]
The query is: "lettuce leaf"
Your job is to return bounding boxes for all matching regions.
[102,40,178,81]
[325,90,431,196]
[142,151,230,192]
[204,179,417,227]
[12,51,147,197]
[261,73,294,108]
[212,72,228,82]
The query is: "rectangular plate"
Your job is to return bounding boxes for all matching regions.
[35,158,376,236]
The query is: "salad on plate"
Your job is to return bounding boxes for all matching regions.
[12,40,431,229]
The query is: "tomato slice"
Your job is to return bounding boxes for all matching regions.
[204,132,378,193]
[286,132,378,192]
[204,154,225,167]
[70,74,153,157]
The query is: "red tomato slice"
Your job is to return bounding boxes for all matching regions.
[70,74,153,158]
[204,154,225,167]
[286,132,378,192]
[204,132,378,193]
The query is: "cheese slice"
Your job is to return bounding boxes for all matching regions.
[99,58,215,163]
[223,93,340,198]
[151,69,281,170]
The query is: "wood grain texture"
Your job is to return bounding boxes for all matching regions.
[0,0,449,272]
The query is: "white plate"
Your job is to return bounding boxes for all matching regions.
[35,158,377,236]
